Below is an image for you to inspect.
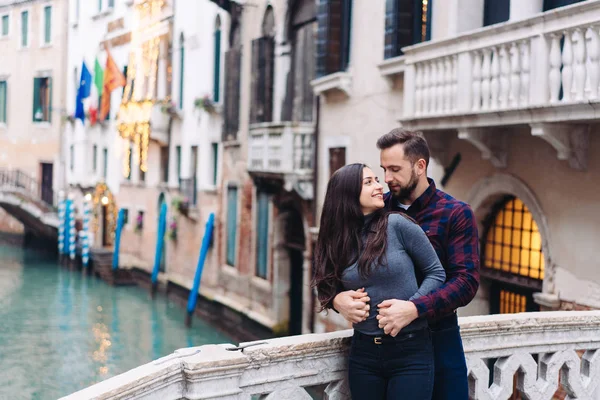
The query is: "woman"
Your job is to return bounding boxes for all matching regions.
[313,163,445,400]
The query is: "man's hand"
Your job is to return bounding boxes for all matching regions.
[376,300,419,337]
[332,288,370,324]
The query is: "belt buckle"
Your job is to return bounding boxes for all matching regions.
[374,337,382,345]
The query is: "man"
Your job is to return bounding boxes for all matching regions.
[333,128,480,399]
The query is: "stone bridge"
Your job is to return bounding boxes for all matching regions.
[0,169,59,243]
[62,311,600,400]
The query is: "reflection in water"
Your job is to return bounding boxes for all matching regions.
[0,244,233,399]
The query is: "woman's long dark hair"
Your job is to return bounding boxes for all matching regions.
[312,163,394,311]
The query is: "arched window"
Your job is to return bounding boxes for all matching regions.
[178,33,185,109]
[250,6,276,123]
[213,16,222,103]
[483,196,545,314]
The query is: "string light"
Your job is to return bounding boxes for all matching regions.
[123,141,131,178]
[91,182,118,245]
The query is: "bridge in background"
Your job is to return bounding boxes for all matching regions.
[0,169,59,243]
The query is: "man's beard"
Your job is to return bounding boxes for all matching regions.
[391,170,418,204]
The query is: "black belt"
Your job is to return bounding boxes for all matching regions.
[353,328,428,345]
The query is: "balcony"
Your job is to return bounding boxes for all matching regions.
[61,311,600,399]
[400,1,600,170]
[248,122,314,198]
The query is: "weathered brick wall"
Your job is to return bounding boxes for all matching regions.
[0,208,24,235]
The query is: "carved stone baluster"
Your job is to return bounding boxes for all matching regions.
[422,62,431,115]
[481,49,492,110]
[572,28,587,101]
[444,57,452,113]
[510,42,521,107]
[436,59,445,114]
[490,47,500,110]
[586,26,600,100]
[452,55,459,111]
[324,379,351,400]
[549,33,562,103]
[520,40,531,106]
[562,29,574,102]
[472,51,482,110]
[499,44,511,108]
[415,64,423,115]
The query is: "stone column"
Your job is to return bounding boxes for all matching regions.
[510,0,544,21]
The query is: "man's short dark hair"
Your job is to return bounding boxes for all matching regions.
[376,128,430,167]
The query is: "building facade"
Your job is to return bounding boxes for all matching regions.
[0,0,68,234]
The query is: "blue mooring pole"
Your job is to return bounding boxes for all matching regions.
[186,212,215,327]
[112,208,125,270]
[151,201,168,293]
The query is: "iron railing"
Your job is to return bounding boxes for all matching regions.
[0,168,57,209]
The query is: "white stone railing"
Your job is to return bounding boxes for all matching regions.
[248,122,314,175]
[61,311,600,400]
[401,0,600,129]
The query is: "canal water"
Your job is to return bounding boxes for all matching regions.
[0,244,234,399]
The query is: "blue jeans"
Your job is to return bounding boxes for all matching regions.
[430,313,469,400]
[348,328,434,400]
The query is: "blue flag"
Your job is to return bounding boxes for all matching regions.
[75,61,92,123]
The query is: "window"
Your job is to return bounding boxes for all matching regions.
[482,197,544,314]
[108,0,114,8]
[138,141,145,182]
[256,191,270,279]
[122,209,129,225]
[175,145,181,183]
[160,146,169,183]
[0,81,6,124]
[93,144,97,172]
[1,14,9,37]
[316,0,352,78]
[43,5,51,44]
[543,0,585,11]
[384,0,432,59]
[223,21,242,141]
[103,148,108,178]
[69,145,74,170]
[211,143,219,186]
[33,77,52,122]
[483,0,509,27]
[213,16,221,102]
[287,1,316,122]
[250,7,275,123]
[226,186,238,266]
[328,147,346,176]
[126,145,132,180]
[75,0,80,22]
[21,10,28,47]
[98,0,103,12]
[178,33,184,109]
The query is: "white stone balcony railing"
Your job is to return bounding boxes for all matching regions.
[400,0,600,131]
[61,311,600,400]
[248,122,314,176]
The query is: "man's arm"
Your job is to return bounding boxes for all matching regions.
[411,203,480,320]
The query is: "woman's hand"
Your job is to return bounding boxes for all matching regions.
[332,288,370,324]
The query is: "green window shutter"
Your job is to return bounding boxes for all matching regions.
[212,143,218,186]
[44,6,51,44]
[47,77,52,123]
[226,186,238,266]
[179,39,185,109]
[1,15,8,36]
[213,29,221,102]
[0,81,7,124]
[32,77,41,122]
[256,191,269,279]
[98,0,102,12]
[21,11,28,47]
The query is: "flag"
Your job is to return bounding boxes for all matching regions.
[94,58,104,96]
[74,61,92,123]
[99,48,126,121]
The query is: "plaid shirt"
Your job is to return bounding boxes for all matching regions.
[385,179,480,322]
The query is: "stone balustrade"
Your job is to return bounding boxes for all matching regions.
[401,0,600,130]
[61,311,600,399]
[248,122,314,175]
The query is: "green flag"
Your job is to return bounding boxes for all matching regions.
[94,58,104,96]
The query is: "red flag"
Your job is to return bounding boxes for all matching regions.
[99,48,126,121]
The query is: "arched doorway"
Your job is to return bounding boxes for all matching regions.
[91,182,117,248]
[157,192,166,272]
[482,196,544,314]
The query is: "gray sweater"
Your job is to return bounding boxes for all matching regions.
[341,213,445,335]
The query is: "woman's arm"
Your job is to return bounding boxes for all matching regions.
[392,215,446,300]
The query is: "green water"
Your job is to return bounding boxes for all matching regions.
[0,244,234,400]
